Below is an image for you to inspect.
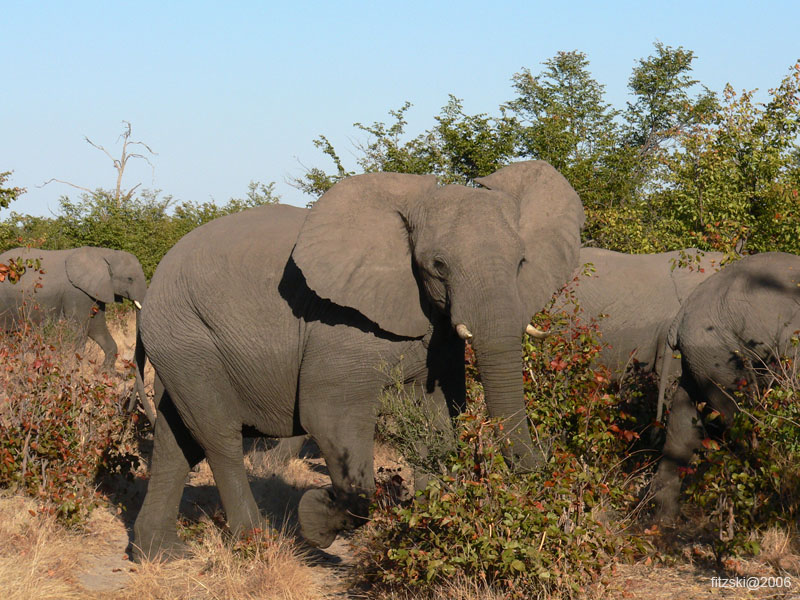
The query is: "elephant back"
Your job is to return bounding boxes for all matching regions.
[142,203,309,348]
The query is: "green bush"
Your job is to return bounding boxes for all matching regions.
[0,319,141,526]
[376,361,457,478]
[359,291,649,598]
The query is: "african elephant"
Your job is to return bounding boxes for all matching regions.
[558,248,726,410]
[0,246,147,371]
[132,161,585,559]
[650,252,800,519]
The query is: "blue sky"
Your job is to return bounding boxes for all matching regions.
[2,1,799,216]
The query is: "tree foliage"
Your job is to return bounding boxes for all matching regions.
[294,44,800,259]
[3,44,798,274]
[0,171,25,210]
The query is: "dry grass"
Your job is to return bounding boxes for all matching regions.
[0,492,334,600]
[118,525,331,600]
[757,527,800,572]
[0,494,86,600]
[5,447,800,600]
[365,577,511,600]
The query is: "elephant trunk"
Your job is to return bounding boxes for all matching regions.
[130,278,147,310]
[471,334,543,471]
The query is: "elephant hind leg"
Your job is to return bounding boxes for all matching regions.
[133,390,205,562]
[168,368,263,537]
[650,381,704,521]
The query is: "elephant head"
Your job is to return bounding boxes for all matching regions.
[66,247,147,309]
[291,161,584,470]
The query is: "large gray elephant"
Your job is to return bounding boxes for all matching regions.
[650,252,800,519]
[0,246,147,371]
[132,161,585,559]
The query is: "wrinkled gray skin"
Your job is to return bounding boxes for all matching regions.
[133,161,584,559]
[270,247,728,461]
[650,252,800,520]
[0,247,147,372]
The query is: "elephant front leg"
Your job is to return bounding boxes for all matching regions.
[270,435,308,461]
[297,436,376,548]
[86,311,118,370]
[133,392,204,561]
[650,382,704,522]
[298,379,379,547]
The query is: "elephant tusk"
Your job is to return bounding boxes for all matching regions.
[134,300,143,310]
[455,323,473,340]
[526,324,548,339]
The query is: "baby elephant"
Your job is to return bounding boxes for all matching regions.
[0,246,147,369]
[651,252,800,520]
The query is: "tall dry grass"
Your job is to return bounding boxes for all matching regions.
[120,525,332,600]
[0,494,86,600]
[0,488,336,599]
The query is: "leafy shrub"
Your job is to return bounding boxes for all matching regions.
[376,362,457,478]
[683,345,800,560]
[359,292,649,598]
[0,319,140,526]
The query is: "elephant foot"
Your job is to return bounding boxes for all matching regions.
[648,470,682,524]
[132,529,190,563]
[298,487,359,548]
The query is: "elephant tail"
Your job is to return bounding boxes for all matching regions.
[656,310,684,423]
[128,310,157,426]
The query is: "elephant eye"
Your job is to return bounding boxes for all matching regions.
[518,257,526,275]
[432,257,448,276]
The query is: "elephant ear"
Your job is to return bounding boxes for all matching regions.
[65,247,114,304]
[292,172,439,338]
[476,160,585,319]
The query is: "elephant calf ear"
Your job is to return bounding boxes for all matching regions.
[476,160,585,318]
[292,172,438,338]
[66,247,115,304]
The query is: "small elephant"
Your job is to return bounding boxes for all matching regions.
[0,246,147,371]
[650,252,800,520]
[133,161,585,559]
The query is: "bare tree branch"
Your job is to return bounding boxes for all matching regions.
[40,121,157,207]
[38,178,94,194]
[83,136,117,163]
